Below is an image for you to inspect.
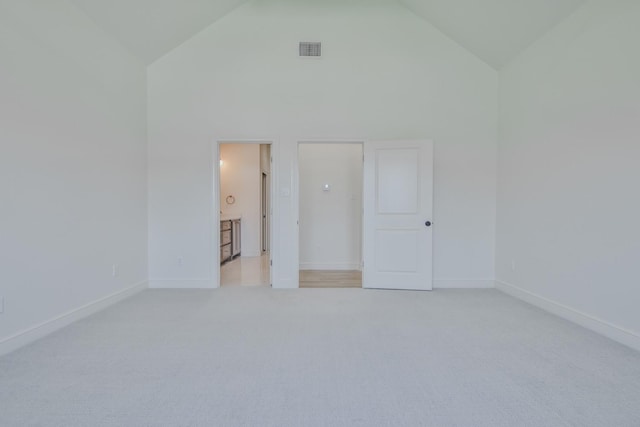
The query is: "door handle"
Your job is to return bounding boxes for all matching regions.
[425,221,432,227]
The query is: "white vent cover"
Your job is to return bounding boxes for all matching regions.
[299,42,321,57]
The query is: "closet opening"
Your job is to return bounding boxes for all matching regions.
[298,142,363,288]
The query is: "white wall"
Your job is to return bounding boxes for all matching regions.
[497,0,640,346]
[299,144,362,271]
[219,144,261,257]
[147,0,498,288]
[0,1,147,349]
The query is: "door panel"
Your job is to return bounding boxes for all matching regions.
[377,149,419,214]
[363,140,433,291]
[375,230,419,272]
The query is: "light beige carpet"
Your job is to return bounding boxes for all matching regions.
[2,288,640,426]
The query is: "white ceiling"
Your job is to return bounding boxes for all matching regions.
[70,0,584,68]
[400,0,584,68]
[69,0,247,64]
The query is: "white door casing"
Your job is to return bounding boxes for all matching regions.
[363,140,434,290]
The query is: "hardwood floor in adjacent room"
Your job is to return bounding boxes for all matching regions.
[299,270,362,288]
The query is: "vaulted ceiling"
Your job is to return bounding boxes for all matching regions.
[70,0,247,64]
[69,0,584,68]
[400,0,584,68]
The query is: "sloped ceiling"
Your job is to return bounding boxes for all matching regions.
[69,0,247,64]
[400,0,584,68]
[69,0,584,68]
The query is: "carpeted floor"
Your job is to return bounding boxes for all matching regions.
[1,288,639,426]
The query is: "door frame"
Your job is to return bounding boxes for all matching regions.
[261,171,269,254]
[294,139,365,288]
[293,138,434,289]
[212,139,277,288]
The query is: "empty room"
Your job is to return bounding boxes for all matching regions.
[1,0,639,426]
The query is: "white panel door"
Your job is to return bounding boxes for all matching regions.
[363,140,433,290]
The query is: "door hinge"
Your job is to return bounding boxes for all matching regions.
[270,260,273,266]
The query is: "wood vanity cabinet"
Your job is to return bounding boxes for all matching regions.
[220,220,232,264]
[220,218,241,264]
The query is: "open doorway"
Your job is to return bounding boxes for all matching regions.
[298,142,363,288]
[218,142,271,287]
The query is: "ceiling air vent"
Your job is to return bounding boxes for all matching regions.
[299,42,321,57]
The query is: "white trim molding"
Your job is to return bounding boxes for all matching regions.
[496,280,640,353]
[0,281,148,357]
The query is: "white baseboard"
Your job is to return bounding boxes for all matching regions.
[496,280,640,352]
[148,279,215,289]
[0,281,147,357]
[433,279,495,289]
[300,263,361,271]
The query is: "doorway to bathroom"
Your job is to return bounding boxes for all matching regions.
[218,142,272,286]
